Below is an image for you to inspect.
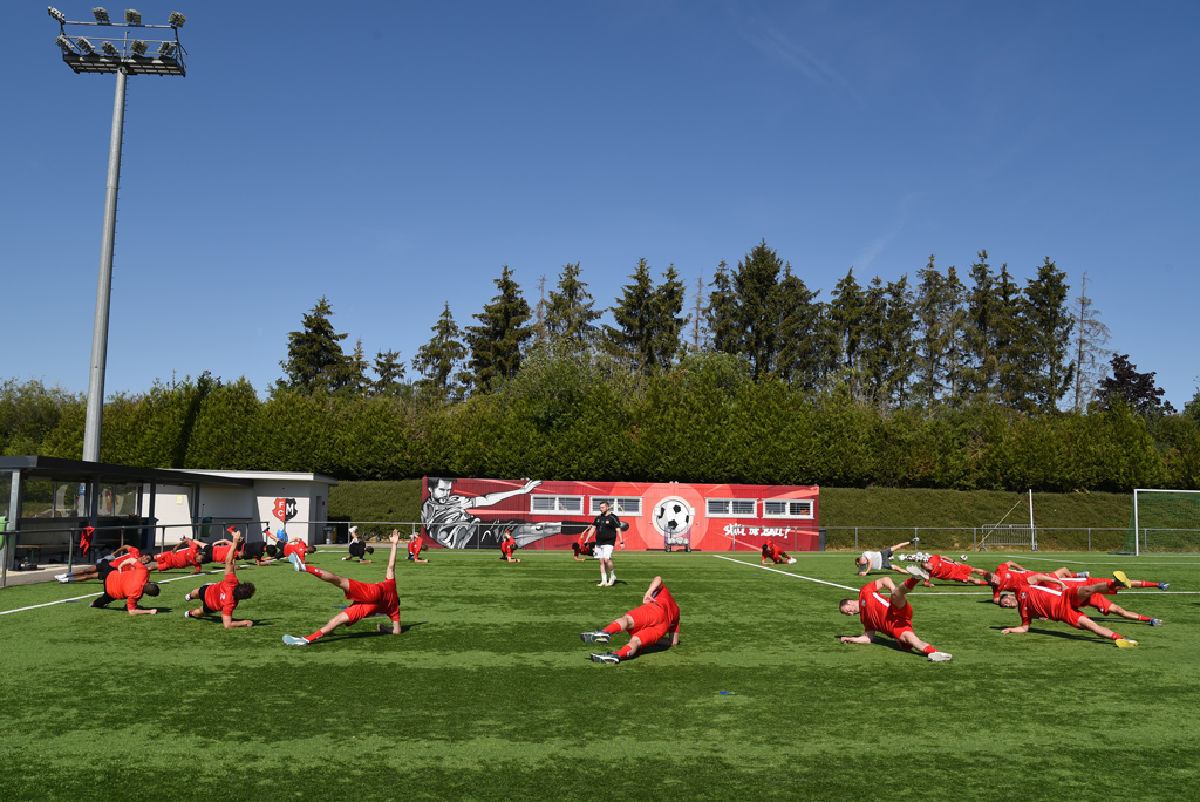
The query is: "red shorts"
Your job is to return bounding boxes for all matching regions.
[1083,593,1114,614]
[936,562,973,583]
[883,602,915,642]
[627,602,672,647]
[343,578,400,624]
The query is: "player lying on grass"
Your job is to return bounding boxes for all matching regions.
[56,544,147,583]
[986,561,1085,603]
[282,531,403,645]
[282,537,310,564]
[761,541,797,565]
[500,530,521,563]
[90,551,160,615]
[152,538,203,574]
[183,530,256,628]
[999,572,1140,647]
[838,565,952,662]
[407,531,428,563]
[343,529,375,563]
[999,570,1167,626]
[919,554,988,587]
[581,575,680,665]
[854,538,919,576]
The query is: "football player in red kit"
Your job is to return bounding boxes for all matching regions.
[1000,572,1140,647]
[838,565,952,662]
[282,531,403,645]
[183,530,256,628]
[920,554,988,586]
[761,541,796,565]
[500,530,521,563]
[407,531,428,563]
[580,576,680,664]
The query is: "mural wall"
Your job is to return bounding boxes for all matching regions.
[420,477,820,552]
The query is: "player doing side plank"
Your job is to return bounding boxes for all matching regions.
[838,565,952,662]
[1000,572,1141,647]
[282,531,404,645]
[184,530,256,628]
[581,576,680,664]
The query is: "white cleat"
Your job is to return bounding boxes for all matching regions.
[927,651,953,662]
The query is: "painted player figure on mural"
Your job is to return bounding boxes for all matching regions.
[838,565,952,661]
[421,477,543,549]
[581,576,680,664]
[283,531,403,645]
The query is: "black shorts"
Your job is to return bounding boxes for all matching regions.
[194,584,216,614]
[200,543,214,563]
[96,561,117,583]
[349,542,366,559]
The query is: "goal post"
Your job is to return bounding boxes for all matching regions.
[1125,489,1200,555]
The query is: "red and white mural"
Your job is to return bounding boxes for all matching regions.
[420,477,820,552]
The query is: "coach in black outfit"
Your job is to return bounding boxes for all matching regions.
[583,501,625,587]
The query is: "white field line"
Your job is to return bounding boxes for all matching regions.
[1005,554,1200,567]
[714,555,858,591]
[0,569,219,616]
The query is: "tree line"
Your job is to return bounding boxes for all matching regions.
[3,240,1197,490]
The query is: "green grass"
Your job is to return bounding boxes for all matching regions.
[3,550,1198,801]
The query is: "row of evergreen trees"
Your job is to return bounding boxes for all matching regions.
[3,347,1198,490]
[279,242,1148,415]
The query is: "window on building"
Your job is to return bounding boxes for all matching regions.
[706,498,757,517]
[531,495,584,514]
[763,499,813,519]
[589,497,642,516]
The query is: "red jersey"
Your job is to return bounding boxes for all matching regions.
[104,562,150,611]
[858,582,913,639]
[202,573,241,616]
[648,584,681,633]
[154,544,200,572]
[1016,583,1077,626]
[284,541,308,560]
[763,542,783,560]
[501,538,516,558]
[343,577,401,624]
[927,555,971,583]
[408,536,422,557]
[211,543,235,563]
[112,547,142,571]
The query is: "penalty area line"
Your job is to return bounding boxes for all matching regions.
[714,555,856,591]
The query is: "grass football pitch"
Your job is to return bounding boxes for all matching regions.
[2,549,1199,801]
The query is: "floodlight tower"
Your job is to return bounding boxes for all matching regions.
[48,7,187,462]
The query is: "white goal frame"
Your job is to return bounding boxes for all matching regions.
[1131,488,1200,556]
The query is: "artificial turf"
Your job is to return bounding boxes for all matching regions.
[1,549,1198,801]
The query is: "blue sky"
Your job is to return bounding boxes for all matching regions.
[7,1,1198,409]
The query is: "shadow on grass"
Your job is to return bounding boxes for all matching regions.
[986,625,1108,643]
[285,621,427,645]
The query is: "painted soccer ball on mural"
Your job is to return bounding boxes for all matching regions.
[653,497,693,536]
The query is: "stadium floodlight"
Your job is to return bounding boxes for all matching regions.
[168,11,185,27]
[49,10,188,463]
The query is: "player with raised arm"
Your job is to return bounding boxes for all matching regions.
[838,565,952,662]
[282,531,403,645]
[183,530,256,628]
[581,575,680,664]
[56,543,146,583]
[854,539,918,576]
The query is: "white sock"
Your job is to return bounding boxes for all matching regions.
[608,573,615,582]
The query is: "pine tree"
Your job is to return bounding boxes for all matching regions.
[828,267,868,397]
[773,266,823,388]
[346,339,370,396]
[961,251,998,401]
[465,266,533,391]
[706,260,740,356]
[650,263,688,368]
[372,349,407,396]
[413,301,468,397]
[278,295,352,394]
[606,259,663,372]
[734,241,785,379]
[913,256,965,405]
[993,263,1027,408]
[1071,272,1111,413]
[544,262,601,345]
[882,275,917,409]
[1022,258,1075,412]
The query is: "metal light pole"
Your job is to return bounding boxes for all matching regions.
[49,7,187,462]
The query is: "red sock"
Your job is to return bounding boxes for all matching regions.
[904,577,919,591]
[616,644,635,659]
[306,630,325,642]
[922,644,936,655]
[1133,580,1155,588]
[305,566,325,578]
[1136,615,1150,622]
[603,621,622,635]
[1109,632,1123,640]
